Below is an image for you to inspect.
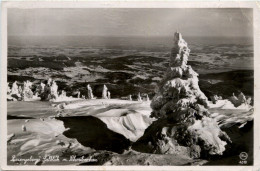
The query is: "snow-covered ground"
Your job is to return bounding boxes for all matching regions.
[7,99,154,165]
[208,100,253,128]
[7,98,253,165]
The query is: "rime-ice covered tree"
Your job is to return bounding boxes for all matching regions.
[133,32,231,158]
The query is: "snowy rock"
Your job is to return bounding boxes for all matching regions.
[22,125,26,132]
[7,83,14,101]
[34,92,39,97]
[246,97,252,105]
[210,95,219,104]
[50,81,58,99]
[18,86,22,94]
[87,84,94,99]
[22,81,34,101]
[7,83,11,94]
[137,93,142,102]
[11,81,19,95]
[39,79,59,101]
[77,91,81,98]
[146,94,150,102]
[229,92,251,107]
[36,82,45,94]
[40,83,51,100]
[133,32,230,158]
[9,81,22,101]
[129,95,132,101]
[229,93,239,107]
[60,90,67,98]
[107,91,111,99]
[238,92,246,103]
[102,85,108,99]
[47,78,52,86]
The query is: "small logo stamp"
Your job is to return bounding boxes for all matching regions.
[239,152,248,161]
[239,152,248,164]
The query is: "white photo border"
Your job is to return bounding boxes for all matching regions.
[1,1,260,170]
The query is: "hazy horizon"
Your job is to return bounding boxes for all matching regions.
[8,34,253,38]
[8,34,253,48]
[8,8,253,38]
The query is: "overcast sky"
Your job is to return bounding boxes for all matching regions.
[8,8,253,37]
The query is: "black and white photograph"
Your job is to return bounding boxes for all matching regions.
[1,2,259,169]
